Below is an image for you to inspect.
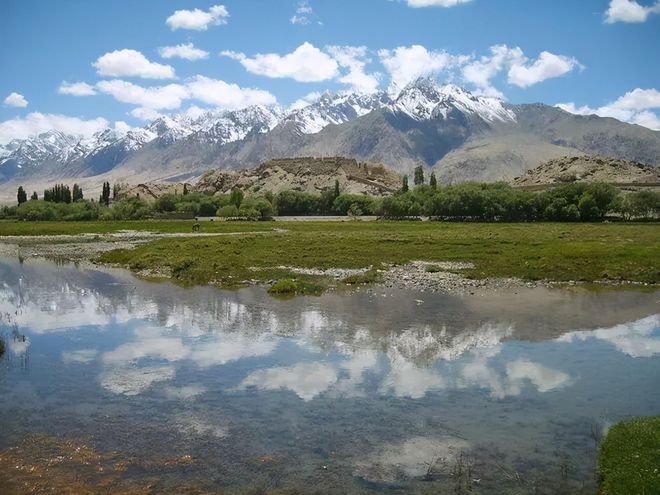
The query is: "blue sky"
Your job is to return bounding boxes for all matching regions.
[1,0,659,142]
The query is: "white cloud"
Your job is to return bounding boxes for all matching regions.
[0,112,111,145]
[405,0,472,7]
[378,45,458,90]
[507,51,581,88]
[130,107,164,121]
[556,87,660,130]
[462,45,524,98]
[62,349,99,364]
[58,81,96,96]
[3,92,28,108]
[96,79,189,110]
[605,0,660,23]
[166,4,229,31]
[290,91,323,110]
[326,45,380,93]
[291,0,314,25]
[159,43,209,61]
[221,42,339,82]
[93,49,176,79]
[100,365,176,396]
[187,76,277,109]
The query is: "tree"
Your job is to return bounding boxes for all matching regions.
[31,191,38,201]
[72,184,83,202]
[230,187,244,208]
[333,179,340,199]
[578,193,600,221]
[402,175,409,193]
[17,186,27,205]
[102,182,111,206]
[413,166,425,186]
[183,184,189,195]
[429,171,437,190]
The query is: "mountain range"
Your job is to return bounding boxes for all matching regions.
[1,78,659,187]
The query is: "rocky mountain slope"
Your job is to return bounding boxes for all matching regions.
[512,155,660,186]
[1,78,659,188]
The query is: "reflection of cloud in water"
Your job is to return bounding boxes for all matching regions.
[556,314,660,358]
[173,412,228,438]
[102,328,189,364]
[381,349,445,399]
[460,358,570,399]
[100,366,175,396]
[7,336,30,355]
[62,349,98,364]
[238,362,338,401]
[355,436,469,483]
[190,335,277,367]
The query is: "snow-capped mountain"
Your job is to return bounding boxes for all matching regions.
[389,79,516,123]
[1,78,658,184]
[284,91,391,134]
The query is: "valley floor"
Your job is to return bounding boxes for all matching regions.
[0,220,658,295]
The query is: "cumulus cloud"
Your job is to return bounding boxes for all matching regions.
[459,45,581,96]
[187,76,277,109]
[93,49,176,79]
[96,79,189,110]
[221,42,338,82]
[3,92,28,108]
[405,0,472,7]
[0,112,111,144]
[291,0,315,25]
[58,81,96,96]
[326,45,380,93]
[556,88,660,130]
[158,43,209,61]
[507,51,581,88]
[605,0,660,23]
[166,4,229,31]
[378,45,459,90]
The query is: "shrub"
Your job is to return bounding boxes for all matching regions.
[216,205,239,218]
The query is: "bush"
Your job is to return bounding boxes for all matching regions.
[16,200,59,221]
[268,278,298,294]
[216,204,240,218]
[103,197,152,220]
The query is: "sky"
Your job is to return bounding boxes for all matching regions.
[0,0,659,143]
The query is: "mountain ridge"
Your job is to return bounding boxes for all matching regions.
[1,78,659,187]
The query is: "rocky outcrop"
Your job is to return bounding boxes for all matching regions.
[512,155,660,187]
[194,156,401,196]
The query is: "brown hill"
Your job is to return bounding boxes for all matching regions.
[512,155,660,187]
[194,156,401,196]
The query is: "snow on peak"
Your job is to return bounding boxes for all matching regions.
[391,77,516,123]
[285,91,390,134]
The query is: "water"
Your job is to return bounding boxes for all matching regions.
[0,257,658,494]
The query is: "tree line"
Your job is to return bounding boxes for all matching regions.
[3,176,659,222]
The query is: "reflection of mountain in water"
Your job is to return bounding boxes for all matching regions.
[1,257,658,401]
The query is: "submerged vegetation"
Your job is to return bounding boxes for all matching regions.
[598,416,660,494]
[3,181,659,222]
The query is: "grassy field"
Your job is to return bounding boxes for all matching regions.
[598,416,660,494]
[1,220,658,292]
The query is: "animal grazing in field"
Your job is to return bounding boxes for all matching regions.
[192,223,200,232]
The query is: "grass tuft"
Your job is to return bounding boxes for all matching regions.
[599,416,660,494]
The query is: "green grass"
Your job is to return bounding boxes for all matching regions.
[599,416,660,495]
[96,221,660,289]
[267,278,324,297]
[341,268,381,285]
[1,220,658,292]
[0,219,267,236]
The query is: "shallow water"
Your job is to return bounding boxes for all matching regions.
[0,257,658,494]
